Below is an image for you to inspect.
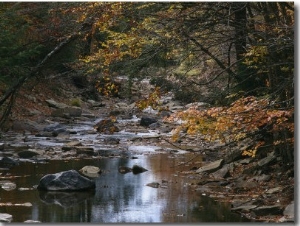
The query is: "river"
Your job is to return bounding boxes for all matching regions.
[0,117,250,223]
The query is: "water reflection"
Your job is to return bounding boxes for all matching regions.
[0,152,249,223]
[39,190,95,208]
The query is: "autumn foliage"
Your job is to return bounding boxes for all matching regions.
[135,87,162,111]
[165,96,293,158]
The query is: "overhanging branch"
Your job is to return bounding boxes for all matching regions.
[182,32,238,80]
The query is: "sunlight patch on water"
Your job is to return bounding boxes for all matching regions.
[128,145,162,153]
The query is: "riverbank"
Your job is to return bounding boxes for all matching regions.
[0,77,295,223]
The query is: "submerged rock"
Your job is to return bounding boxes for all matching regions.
[37,170,95,191]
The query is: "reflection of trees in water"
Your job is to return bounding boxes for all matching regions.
[92,157,143,222]
[153,154,248,223]
[35,198,93,222]
[4,152,248,222]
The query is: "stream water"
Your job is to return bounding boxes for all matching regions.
[0,118,250,223]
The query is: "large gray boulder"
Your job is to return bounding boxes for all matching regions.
[37,170,95,191]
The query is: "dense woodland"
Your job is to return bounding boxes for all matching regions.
[0,3,294,164]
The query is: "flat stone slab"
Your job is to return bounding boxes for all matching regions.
[211,164,230,178]
[196,159,224,174]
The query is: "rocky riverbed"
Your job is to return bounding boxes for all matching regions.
[0,85,295,223]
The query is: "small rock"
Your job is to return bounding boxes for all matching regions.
[132,165,148,174]
[79,166,101,177]
[79,166,101,174]
[17,150,41,158]
[140,117,158,127]
[0,181,17,191]
[103,137,120,145]
[24,220,41,223]
[266,187,283,194]
[118,166,132,174]
[146,182,160,188]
